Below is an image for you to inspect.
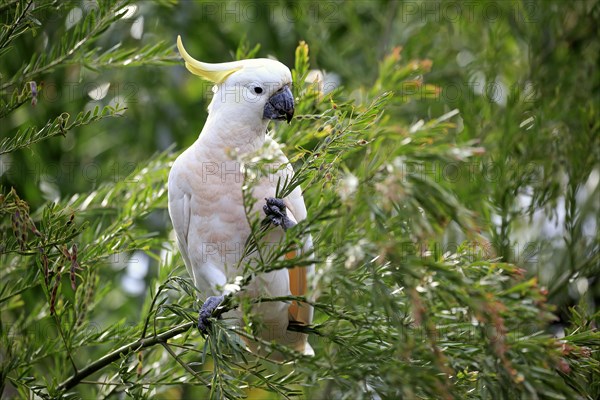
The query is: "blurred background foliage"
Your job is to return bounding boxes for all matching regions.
[1,0,598,399]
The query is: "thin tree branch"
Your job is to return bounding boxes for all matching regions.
[140,280,169,339]
[0,1,127,91]
[56,294,322,393]
[0,0,32,51]
[56,321,194,393]
[52,312,79,375]
[160,341,211,386]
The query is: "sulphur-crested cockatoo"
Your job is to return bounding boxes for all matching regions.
[168,36,313,359]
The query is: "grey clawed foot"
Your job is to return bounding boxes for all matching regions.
[198,295,225,334]
[263,197,296,231]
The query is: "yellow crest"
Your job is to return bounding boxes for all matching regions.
[177,35,243,83]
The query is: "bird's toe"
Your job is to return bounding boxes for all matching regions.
[263,197,286,226]
[263,197,296,231]
[198,295,224,334]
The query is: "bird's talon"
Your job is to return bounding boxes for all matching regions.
[263,197,295,231]
[198,295,225,334]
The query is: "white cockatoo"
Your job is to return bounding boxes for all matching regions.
[168,36,314,359]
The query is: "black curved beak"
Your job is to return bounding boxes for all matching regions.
[263,85,294,123]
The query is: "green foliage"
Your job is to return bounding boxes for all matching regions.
[1,1,598,399]
[1,103,126,155]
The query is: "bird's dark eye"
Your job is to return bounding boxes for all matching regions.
[253,87,263,94]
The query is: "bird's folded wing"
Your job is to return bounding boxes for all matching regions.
[168,180,194,280]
